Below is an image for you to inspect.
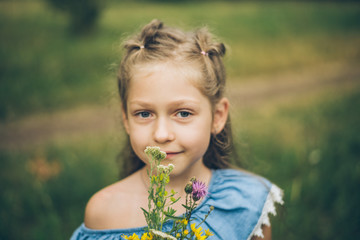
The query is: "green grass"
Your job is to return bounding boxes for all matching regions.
[0,134,121,239]
[1,1,360,120]
[233,88,360,239]
[0,1,116,120]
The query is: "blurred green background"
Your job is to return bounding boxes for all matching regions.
[1,0,360,239]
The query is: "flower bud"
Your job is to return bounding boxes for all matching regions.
[159,151,167,161]
[184,182,193,194]
[168,163,174,172]
[192,195,201,201]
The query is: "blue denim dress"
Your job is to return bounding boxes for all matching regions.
[70,169,283,240]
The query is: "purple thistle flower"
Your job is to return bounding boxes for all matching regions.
[192,180,208,201]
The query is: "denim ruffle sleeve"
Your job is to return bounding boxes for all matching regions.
[192,169,284,240]
[70,222,174,240]
[70,223,145,240]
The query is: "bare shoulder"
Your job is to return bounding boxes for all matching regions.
[84,171,147,229]
[84,182,120,229]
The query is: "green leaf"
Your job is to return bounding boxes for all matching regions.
[182,204,192,210]
[170,197,181,204]
[165,208,176,216]
[148,188,154,200]
[164,213,184,221]
[168,209,176,216]
[141,207,149,217]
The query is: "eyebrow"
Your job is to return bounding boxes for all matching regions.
[128,100,152,108]
[128,99,201,109]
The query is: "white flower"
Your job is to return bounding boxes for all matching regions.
[168,164,175,172]
[144,146,160,155]
[157,165,165,172]
[157,164,175,173]
[149,229,176,240]
[144,146,166,161]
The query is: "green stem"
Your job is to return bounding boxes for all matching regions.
[196,206,213,228]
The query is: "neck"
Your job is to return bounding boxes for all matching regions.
[170,163,211,194]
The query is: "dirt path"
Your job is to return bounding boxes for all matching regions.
[1,61,359,150]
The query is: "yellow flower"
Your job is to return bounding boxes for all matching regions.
[122,233,140,240]
[181,219,188,225]
[151,176,154,182]
[195,231,206,240]
[191,223,197,233]
[140,232,153,240]
[191,223,202,234]
[183,229,189,235]
[176,233,181,238]
[190,223,206,240]
[204,229,214,237]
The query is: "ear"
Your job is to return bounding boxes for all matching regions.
[212,97,230,134]
[121,107,130,135]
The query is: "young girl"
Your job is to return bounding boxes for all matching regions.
[71,19,283,240]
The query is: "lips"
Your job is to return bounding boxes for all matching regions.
[165,151,183,159]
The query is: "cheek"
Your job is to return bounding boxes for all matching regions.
[178,120,212,154]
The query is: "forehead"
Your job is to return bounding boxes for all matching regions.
[127,61,209,106]
[130,61,204,90]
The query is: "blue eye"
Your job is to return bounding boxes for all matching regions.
[137,111,151,118]
[177,111,191,118]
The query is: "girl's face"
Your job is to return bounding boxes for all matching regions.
[123,62,226,176]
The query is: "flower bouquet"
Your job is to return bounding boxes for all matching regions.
[122,146,214,240]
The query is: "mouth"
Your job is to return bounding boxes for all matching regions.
[165,151,183,159]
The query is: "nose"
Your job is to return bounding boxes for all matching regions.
[153,117,175,144]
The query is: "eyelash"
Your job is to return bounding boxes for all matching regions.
[133,110,193,119]
[176,110,192,118]
[135,111,152,118]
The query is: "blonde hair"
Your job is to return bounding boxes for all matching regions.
[117,19,234,177]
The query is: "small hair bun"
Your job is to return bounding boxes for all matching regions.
[140,19,164,43]
[148,19,163,30]
[217,43,226,56]
[193,28,226,58]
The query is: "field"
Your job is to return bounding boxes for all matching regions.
[0,0,360,239]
